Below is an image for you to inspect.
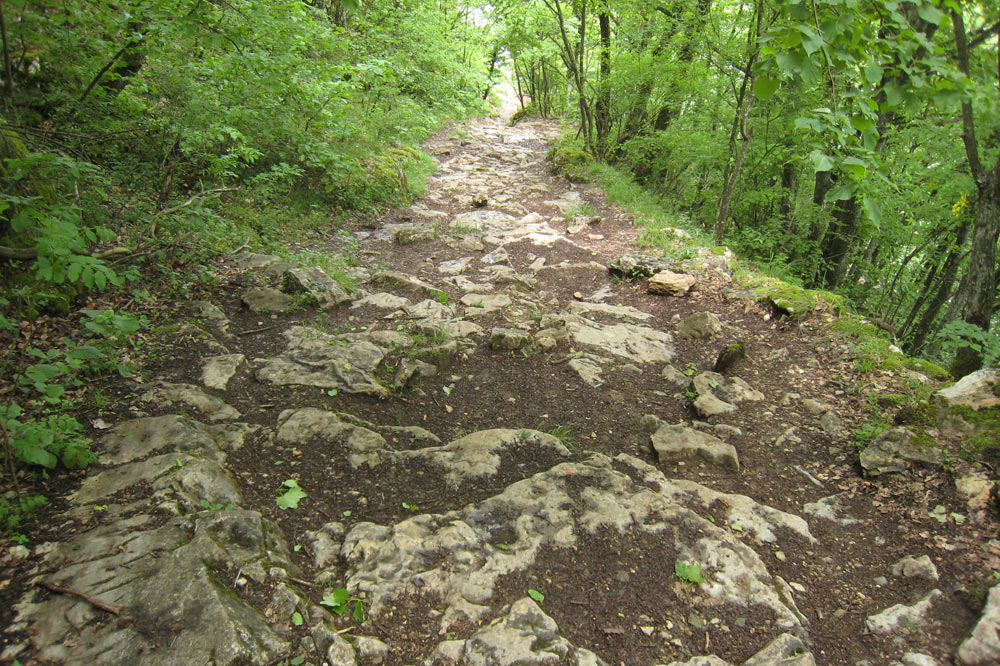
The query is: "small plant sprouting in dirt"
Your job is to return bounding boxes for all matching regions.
[548,424,581,453]
[682,362,698,377]
[401,501,419,512]
[434,290,450,304]
[851,422,886,451]
[527,588,545,603]
[321,588,367,623]
[564,202,598,221]
[674,561,704,584]
[276,479,307,510]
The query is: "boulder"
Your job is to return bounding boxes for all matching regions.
[607,254,680,279]
[651,423,739,472]
[285,266,351,309]
[859,427,942,476]
[959,583,1000,665]
[648,270,697,296]
[937,368,1000,410]
[241,287,292,313]
[678,312,723,339]
[865,589,943,634]
[490,327,532,350]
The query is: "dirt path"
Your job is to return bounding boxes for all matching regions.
[3,109,999,666]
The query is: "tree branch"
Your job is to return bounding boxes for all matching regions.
[952,9,984,185]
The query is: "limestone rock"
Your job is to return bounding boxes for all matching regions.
[369,272,440,299]
[565,316,674,364]
[490,327,532,350]
[242,287,293,313]
[662,364,690,388]
[462,293,512,314]
[392,224,436,245]
[691,372,764,419]
[16,510,295,665]
[276,408,388,469]
[438,257,474,275]
[285,266,351,309]
[616,454,813,544]
[651,423,739,472]
[390,358,437,389]
[607,254,680,279]
[678,312,723,339]
[648,270,697,296]
[234,251,284,272]
[481,246,509,265]
[452,209,517,232]
[429,597,606,665]
[395,429,571,488]
[865,589,943,634]
[403,298,454,320]
[859,427,942,476]
[140,382,240,421]
[901,654,939,666]
[351,292,412,310]
[444,320,485,338]
[937,368,1000,410]
[568,354,606,388]
[958,583,1000,665]
[202,353,245,391]
[743,633,815,666]
[802,494,859,526]
[819,410,842,435]
[341,454,805,632]
[565,300,652,321]
[956,473,995,511]
[256,326,389,398]
[891,555,939,581]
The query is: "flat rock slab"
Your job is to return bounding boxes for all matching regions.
[285,266,351,309]
[242,287,293,313]
[568,354,606,388]
[351,292,412,310]
[565,300,652,321]
[490,327,532,350]
[865,589,943,635]
[140,382,241,421]
[859,427,943,476]
[430,597,605,665]
[202,353,245,390]
[396,428,571,488]
[668,633,815,666]
[14,509,296,666]
[651,422,739,472]
[341,453,804,633]
[255,326,388,398]
[618,454,813,544]
[565,316,674,364]
[276,408,389,469]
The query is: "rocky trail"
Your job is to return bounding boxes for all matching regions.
[3,109,1000,666]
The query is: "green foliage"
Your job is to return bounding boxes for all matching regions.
[546,139,593,181]
[321,588,367,623]
[936,321,1000,370]
[674,562,704,584]
[276,479,307,510]
[0,493,48,541]
[527,588,545,603]
[1,404,95,469]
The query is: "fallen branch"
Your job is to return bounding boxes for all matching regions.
[1,244,139,262]
[236,324,282,336]
[38,579,121,615]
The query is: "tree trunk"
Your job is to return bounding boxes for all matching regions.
[816,195,861,288]
[952,162,1000,376]
[594,3,612,156]
[950,8,1000,377]
[906,216,974,354]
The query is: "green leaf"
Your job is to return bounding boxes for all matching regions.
[863,61,883,86]
[527,588,545,603]
[841,156,868,180]
[674,562,704,583]
[276,479,307,510]
[809,150,835,172]
[753,76,780,100]
[291,611,304,626]
[291,658,306,666]
[917,2,944,25]
[352,599,366,623]
[827,183,857,202]
[862,195,883,227]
